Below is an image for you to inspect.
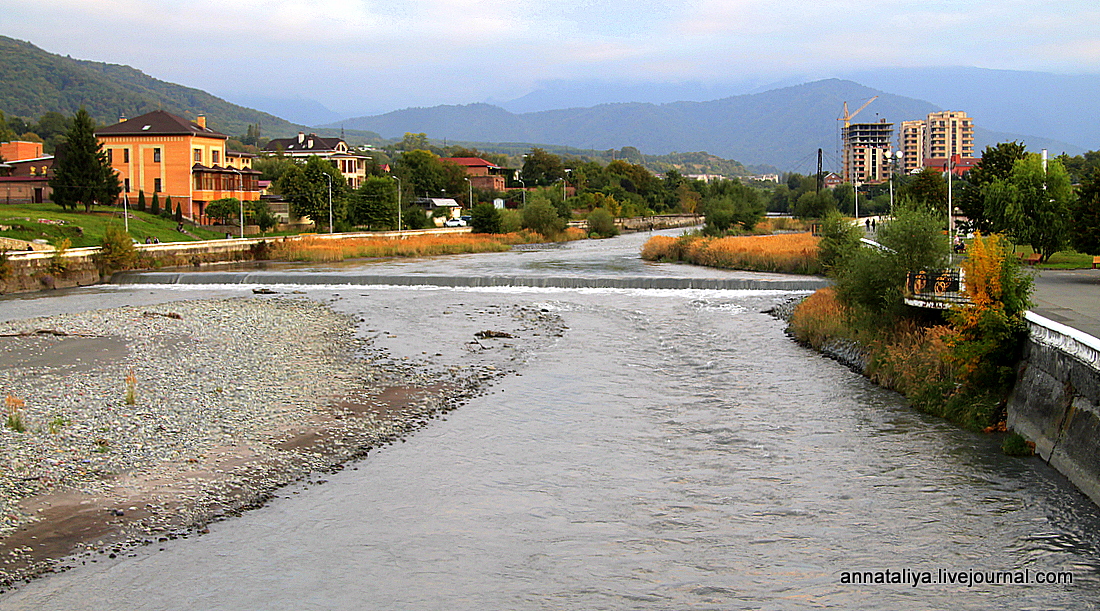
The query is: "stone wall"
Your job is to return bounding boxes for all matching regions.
[1007,312,1100,505]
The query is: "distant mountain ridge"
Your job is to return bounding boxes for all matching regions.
[0,35,305,139]
[332,78,1085,171]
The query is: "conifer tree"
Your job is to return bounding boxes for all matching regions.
[137,190,146,212]
[151,192,161,216]
[48,108,120,212]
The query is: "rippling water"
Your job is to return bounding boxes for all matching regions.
[3,231,1100,610]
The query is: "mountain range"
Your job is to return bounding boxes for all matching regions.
[327,79,1084,171]
[0,34,1092,173]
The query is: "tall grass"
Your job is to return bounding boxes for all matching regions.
[267,232,575,262]
[642,232,821,275]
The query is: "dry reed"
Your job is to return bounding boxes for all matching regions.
[642,232,821,275]
[268,233,533,262]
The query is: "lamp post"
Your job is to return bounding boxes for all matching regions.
[392,175,402,231]
[562,169,571,203]
[465,177,472,210]
[518,177,526,207]
[324,172,333,234]
[228,167,243,238]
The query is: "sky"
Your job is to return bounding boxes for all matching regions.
[4,0,1100,119]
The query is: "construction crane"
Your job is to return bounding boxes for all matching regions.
[838,96,878,127]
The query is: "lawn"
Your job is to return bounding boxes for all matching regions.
[1003,243,1096,269]
[0,202,225,247]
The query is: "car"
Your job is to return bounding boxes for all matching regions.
[444,218,467,227]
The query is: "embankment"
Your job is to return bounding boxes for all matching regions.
[1007,312,1100,506]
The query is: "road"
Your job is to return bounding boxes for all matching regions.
[1030,268,1100,340]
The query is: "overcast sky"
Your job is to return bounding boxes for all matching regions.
[5,0,1100,118]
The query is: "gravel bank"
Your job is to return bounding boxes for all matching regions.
[0,296,500,588]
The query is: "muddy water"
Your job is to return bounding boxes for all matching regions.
[2,231,1100,609]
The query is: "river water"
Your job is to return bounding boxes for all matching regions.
[3,230,1100,610]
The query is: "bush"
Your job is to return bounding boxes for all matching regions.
[470,202,503,234]
[586,208,618,238]
[521,196,566,238]
[817,210,861,275]
[97,224,137,273]
[402,207,429,230]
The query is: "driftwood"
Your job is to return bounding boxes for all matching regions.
[475,330,515,339]
[141,311,183,319]
[0,329,98,338]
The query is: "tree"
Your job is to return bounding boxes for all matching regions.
[150,192,161,216]
[586,208,618,238]
[205,198,240,225]
[522,193,566,237]
[521,148,565,187]
[1072,168,1100,255]
[137,190,147,212]
[349,176,398,229]
[470,202,503,234]
[49,108,120,212]
[792,189,836,219]
[253,156,301,189]
[162,195,174,218]
[174,202,183,223]
[899,167,948,215]
[394,149,465,199]
[958,142,1027,233]
[817,210,861,275]
[276,156,349,231]
[999,155,1073,261]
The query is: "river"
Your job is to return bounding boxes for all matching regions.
[2,229,1099,610]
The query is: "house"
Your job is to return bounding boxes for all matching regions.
[439,157,509,192]
[95,111,261,223]
[0,143,54,204]
[263,133,372,188]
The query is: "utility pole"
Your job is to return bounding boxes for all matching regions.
[816,149,823,194]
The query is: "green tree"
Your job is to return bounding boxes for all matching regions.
[150,192,161,216]
[996,155,1073,261]
[521,148,565,187]
[899,167,948,214]
[349,176,398,229]
[792,189,836,219]
[174,202,183,223]
[277,156,349,231]
[253,156,301,189]
[162,195,174,218]
[958,142,1027,233]
[522,193,566,237]
[49,108,120,212]
[205,198,240,225]
[1072,168,1100,255]
[394,149,465,199]
[586,207,618,238]
[137,190,147,212]
[817,210,862,275]
[470,202,503,234]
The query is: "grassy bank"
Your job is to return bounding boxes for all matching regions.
[0,203,225,247]
[787,232,1032,444]
[641,232,820,275]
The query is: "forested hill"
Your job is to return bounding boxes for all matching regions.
[0,35,303,139]
[330,80,938,170]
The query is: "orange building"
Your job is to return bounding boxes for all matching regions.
[440,157,509,192]
[96,111,260,222]
[0,141,45,162]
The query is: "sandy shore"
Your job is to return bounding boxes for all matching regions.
[0,296,515,589]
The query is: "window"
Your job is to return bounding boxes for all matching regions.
[212,150,219,165]
[107,149,113,164]
[153,148,161,163]
[194,148,202,163]
[124,178,131,193]
[154,178,162,193]
[124,148,130,163]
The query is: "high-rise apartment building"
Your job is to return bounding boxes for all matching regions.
[842,120,894,184]
[899,111,974,174]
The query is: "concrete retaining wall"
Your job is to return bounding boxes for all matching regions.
[1008,312,1100,505]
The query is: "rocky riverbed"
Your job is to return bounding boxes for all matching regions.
[0,295,547,589]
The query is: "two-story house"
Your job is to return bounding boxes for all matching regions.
[96,111,261,222]
[263,133,372,188]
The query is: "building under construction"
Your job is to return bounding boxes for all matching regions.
[842,119,894,185]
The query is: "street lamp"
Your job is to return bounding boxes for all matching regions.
[228,166,243,238]
[518,177,526,207]
[464,176,472,210]
[392,175,402,231]
[562,169,571,203]
[323,172,333,234]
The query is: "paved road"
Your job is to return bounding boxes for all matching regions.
[1030,268,1100,340]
